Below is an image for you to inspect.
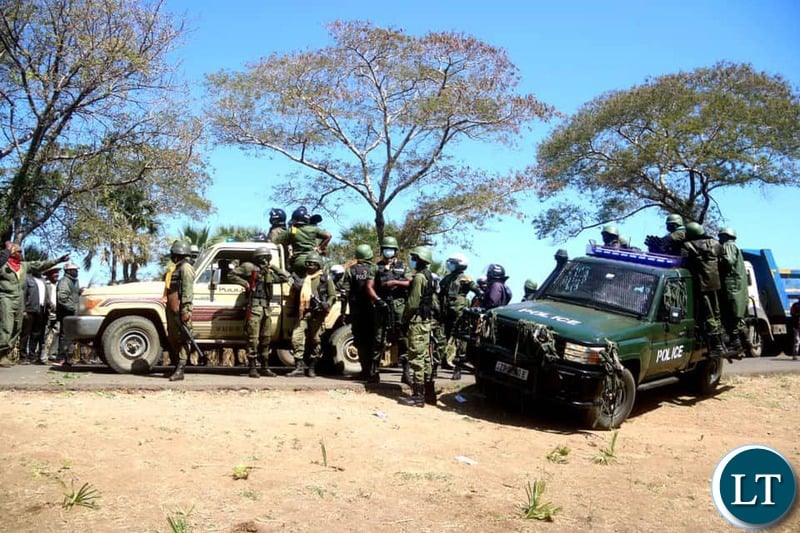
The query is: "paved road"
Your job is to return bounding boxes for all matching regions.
[0,355,797,392]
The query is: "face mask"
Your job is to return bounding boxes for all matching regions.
[382,248,395,259]
[409,258,418,270]
[257,257,271,267]
[446,261,456,273]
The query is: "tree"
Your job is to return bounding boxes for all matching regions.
[0,0,210,244]
[532,62,800,241]
[205,20,553,244]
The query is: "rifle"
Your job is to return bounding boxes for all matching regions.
[179,319,206,363]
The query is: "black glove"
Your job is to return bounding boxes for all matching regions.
[374,299,388,309]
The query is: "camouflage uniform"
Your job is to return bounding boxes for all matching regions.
[288,261,336,377]
[228,253,291,377]
[0,248,61,367]
[399,246,437,407]
[718,230,748,352]
[681,224,724,357]
[165,254,195,379]
[281,224,331,274]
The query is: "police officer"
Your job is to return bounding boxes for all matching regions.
[0,242,68,368]
[681,223,725,359]
[281,206,332,274]
[287,252,336,377]
[164,241,195,381]
[399,246,437,407]
[600,225,621,248]
[228,246,291,378]
[266,208,287,243]
[646,214,686,255]
[373,237,411,384]
[55,262,80,365]
[438,253,482,380]
[341,244,381,382]
[522,279,538,302]
[481,264,511,309]
[718,228,748,356]
[188,245,200,265]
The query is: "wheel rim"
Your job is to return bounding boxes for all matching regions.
[343,339,358,365]
[118,329,152,361]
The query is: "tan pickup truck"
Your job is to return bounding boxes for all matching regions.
[63,241,358,374]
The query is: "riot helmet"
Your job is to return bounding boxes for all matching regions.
[291,206,310,226]
[269,208,286,227]
[718,227,736,241]
[524,279,538,292]
[253,246,272,265]
[446,253,468,273]
[666,214,684,232]
[355,244,374,260]
[601,224,620,246]
[304,251,322,270]
[685,222,705,239]
[170,240,191,260]
[486,263,506,280]
[381,236,398,259]
[409,246,433,265]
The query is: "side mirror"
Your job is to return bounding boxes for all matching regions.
[667,306,684,323]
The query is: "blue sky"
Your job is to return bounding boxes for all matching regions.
[159,0,800,296]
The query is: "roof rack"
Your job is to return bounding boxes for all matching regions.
[586,243,684,267]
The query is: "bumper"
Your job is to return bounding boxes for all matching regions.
[63,316,104,341]
[473,346,605,407]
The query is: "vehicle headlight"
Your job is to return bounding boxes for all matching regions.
[563,343,604,364]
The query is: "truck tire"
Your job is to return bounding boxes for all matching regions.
[328,324,360,375]
[275,348,295,367]
[586,368,636,430]
[747,325,762,358]
[695,358,722,395]
[101,316,163,374]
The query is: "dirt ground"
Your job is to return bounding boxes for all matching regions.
[0,373,798,533]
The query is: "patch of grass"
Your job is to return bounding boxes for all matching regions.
[232,465,253,480]
[593,430,619,465]
[306,484,335,498]
[61,480,100,511]
[545,445,570,464]
[520,479,560,521]
[241,489,259,501]
[167,505,194,533]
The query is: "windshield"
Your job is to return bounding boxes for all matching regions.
[542,261,659,317]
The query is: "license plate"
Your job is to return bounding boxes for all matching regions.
[494,360,529,381]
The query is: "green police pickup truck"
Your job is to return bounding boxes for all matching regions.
[463,245,723,429]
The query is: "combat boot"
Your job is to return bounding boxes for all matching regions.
[247,356,260,378]
[400,358,412,386]
[366,360,380,383]
[726,335,743,359]
[305,358,318,378]
[398,382,425,407]
[424,380,437,405]
[287,359,305,377]
[168,362,185,382]
[707,335,726,359]
[451,359,462,381]
[260,355,276,377]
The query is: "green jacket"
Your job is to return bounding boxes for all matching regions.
[228,261,291,306]
[720,240,748,316]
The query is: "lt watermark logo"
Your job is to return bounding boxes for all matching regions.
[711,444,797,530]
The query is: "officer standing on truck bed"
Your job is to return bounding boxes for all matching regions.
[646,214,686,255]
[718,227,748,356]
[280,206,332,275]
[228,246,291,378]
[164,241,195,381]
[681,223,726,359]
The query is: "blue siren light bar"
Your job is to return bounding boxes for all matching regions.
[586,244,684,267]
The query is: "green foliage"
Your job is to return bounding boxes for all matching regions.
[534,61,800,241]
[520,479,561,521]
[167,505,194,533]
[545,444,570,464]
[205,20,553,245]
[0,0,210,261]
[61,480,100,511]
[231,465,253,480]
[593,430,619,465]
